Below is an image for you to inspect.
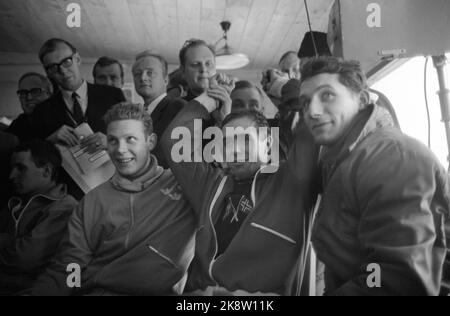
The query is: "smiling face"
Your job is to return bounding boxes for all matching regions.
[300,73,361,146]
[42,43,83,91]
[182,45,216,95]
[132,56,168,103]
[107,119,156,180]
[220,116,270,181]
[18,75,51,115]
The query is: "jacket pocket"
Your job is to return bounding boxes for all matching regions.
[250,223,296,245]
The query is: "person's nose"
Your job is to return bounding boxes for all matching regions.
[306,96,324,119]
[199,63,208,74]
[140,71,150,82]
[9,168,18,181]
[117,140,128,154]
[106,77,113,86]
[57,64,70,76]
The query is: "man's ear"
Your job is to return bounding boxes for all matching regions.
[147,133,158,152]
[74,52,82,66]
[359,89,370,110]
[42,163,53,180]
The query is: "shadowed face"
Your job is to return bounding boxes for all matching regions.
[94,63,124,89]
[231,87,264,113]
[9,151,52,197]
[17,75,51,115]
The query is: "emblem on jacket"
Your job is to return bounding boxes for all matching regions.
[160,184,182,201]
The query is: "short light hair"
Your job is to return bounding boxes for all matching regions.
[93,56,124,79]
[132,50,168,78]
[18,72,53,94]
[103,102,154,135]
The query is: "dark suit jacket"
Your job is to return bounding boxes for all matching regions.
[6,114,34,142]
[31,83,126,138]
[151,95,185,169]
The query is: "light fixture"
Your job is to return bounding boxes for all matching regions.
[215,21,250,70]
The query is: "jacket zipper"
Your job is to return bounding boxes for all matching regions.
[11,193,59,238]
[208,170,261,281]
[208,176,228,281]
[124,193,135,250]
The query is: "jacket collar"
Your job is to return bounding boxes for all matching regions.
[8,183,69,212]
[151,95,170,122]
[319,104,395,183]
[110,155,164,193]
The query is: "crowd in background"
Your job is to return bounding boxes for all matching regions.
[0,31,449,296]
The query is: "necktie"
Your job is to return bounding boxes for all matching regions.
[71,92,84,125]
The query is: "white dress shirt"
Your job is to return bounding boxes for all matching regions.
[61,80,88,115]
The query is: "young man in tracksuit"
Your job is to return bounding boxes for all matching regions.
[161,80,320,295]
[0,140,77,295]
[30,103,196,295]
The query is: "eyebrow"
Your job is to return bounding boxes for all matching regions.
[299,84,334,98]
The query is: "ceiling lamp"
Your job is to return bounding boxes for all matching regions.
[215,21,250,70]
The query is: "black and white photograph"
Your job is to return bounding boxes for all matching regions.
[0,0,449,301]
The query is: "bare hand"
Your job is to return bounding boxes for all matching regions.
[207,81,232,123]
[261,68,287,92]
[80,132,107,154]
[47,125,80,147]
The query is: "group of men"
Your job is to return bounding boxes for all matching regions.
[0,31,449,296]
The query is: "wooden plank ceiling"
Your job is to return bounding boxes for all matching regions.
[0,0,334,68]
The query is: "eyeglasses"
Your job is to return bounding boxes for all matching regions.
[44,54,76,74]
[16,88,47,99]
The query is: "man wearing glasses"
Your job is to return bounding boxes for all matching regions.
[31,38,125,153]
[6,73,53,142]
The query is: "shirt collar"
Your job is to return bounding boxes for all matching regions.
[61,80,88,101]
[146,93,167,115]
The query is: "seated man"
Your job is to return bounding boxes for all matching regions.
[30,103,196,296]
[300,57,450,295]
[7,72,53,142]
[161,85,320,295]
[0,140,77,295]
